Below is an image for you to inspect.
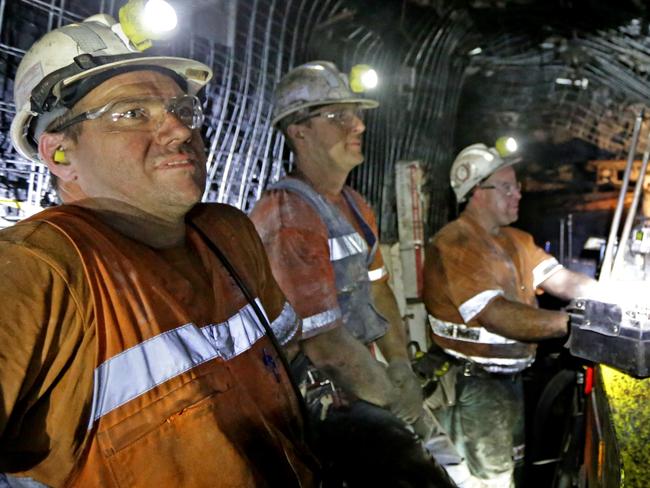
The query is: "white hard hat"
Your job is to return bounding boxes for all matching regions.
[11,14,213,162]
[450,143,518,203]
[271,60,378,127]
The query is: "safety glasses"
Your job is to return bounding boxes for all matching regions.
[294,106,364,129]
[51,94,204,133]
[478,181,522,197]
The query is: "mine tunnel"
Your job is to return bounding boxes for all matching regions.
[0,0,649,487]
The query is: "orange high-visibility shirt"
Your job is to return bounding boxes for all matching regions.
[0,203,316,487]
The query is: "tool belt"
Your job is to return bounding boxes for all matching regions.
[409,341,457,398]
[290,352,349,421]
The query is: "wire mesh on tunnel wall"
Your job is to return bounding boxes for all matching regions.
[201,0,349,211]
[0,0,347,227]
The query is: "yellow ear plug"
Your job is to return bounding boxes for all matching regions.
[54,149,68,164]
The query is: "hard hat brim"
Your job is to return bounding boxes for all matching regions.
[271,98,379,127]
[10,108,39,162]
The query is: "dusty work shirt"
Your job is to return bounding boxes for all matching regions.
[0,203,314,487]
[250,177,388,340]
[423,212,562,363]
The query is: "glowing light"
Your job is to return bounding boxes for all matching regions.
[505,137,518,153]
[143,0,177,33]
[555,77,589,89]
[495,136,518,156]
[360,69,378,89]
[119,0,178,50]
[350,64,378,93]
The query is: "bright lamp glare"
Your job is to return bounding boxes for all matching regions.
[143,0,177,33]
[505,137,518,153]
[360,69,378,89]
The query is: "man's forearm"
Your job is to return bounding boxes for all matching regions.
[301,325,395,406]
[541,268,599,301]
[320,345,396,406]
[477,296,569,341]
[372,280,409,362]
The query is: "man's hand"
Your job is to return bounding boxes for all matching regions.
[301,324,396,407]
[386,358,423,424]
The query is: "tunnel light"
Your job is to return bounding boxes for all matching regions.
[119,0,178,51]
[350,64,378,93]
[555,77,589,89]
[468,47,482,56]
[495,136,518,156]
[575,78,589,89]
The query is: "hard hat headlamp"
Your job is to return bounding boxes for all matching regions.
[495,136,518,157]
[349,64,378,93]
[119,0,178,51]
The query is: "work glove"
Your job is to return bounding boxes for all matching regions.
[386,357,423,424]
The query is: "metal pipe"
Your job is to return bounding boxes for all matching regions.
[611,131,650,279]
[559,218,565,264]
[567,213,573,262]
[600,110,644,281]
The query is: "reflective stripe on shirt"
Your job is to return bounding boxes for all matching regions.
[89,298,271,427]
[328,232,367,261]
[533,258,563,288]
[271,302,299,345]
[429,316,518,345]
[368,266,387,282]
[429,316,535,373]
[458,289,504,322]
[444,348,534,374]
[0,474,49,488]
[302,307,341,335]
